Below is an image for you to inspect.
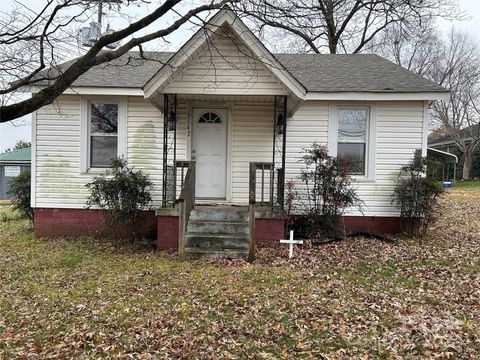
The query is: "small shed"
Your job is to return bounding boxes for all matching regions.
[0,147,31,200]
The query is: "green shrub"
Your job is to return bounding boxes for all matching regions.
[295,143,363,240]
[391,157,444,236]
[7,171,33,222]
[85,158,153,240]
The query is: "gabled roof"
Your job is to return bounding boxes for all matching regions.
[0,147,31,163]
[37,52,448,94]
[143,7,307,99]
[429,124,479,147]
[30,8,449,99]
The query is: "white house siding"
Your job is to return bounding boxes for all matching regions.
[284,101,329,213]
[284,100,425,217]
[368,101,425,216]
[35,95,84,208]
[163,30,288,96]
[127,97,188,207]
[231,103,274,203]
[34,94,425,217]
[34,95,174,209]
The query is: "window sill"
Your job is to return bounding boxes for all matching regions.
[352,176,375,183]
[82,167,112,175]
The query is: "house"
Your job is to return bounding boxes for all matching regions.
[0,147,31,201]
[428,124,479,153]
[30,8,448,258]
[428,124,479,180]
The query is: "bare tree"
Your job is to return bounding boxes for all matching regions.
[234,0,463,54]
[373,20,443,77]
[429,30,480,180]
[377,24,480,180]
[0,0,233,123]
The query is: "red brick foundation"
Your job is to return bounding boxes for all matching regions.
[156,216,179,250]
[34,208,405,247]
[255,218,286,243]
[342,216,406,235]
[34,208,156,239]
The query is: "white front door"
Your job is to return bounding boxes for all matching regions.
[192,108,228,199]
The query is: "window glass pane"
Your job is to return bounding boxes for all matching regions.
[91,136,117,167]
[338,109,367,142]
[338,143,365,175]
[91,103,118,134]
[198,112,221,124]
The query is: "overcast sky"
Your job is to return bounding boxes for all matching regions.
[1,0,479,152]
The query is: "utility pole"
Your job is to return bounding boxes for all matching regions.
[97,0,103,25]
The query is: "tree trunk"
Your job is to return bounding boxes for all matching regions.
[462,148,472,180]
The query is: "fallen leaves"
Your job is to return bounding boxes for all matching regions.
[0,189,479,358]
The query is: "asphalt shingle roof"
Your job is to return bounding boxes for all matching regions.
[276,54,446,93]
[0,147,31,162]
[38,51,447,93]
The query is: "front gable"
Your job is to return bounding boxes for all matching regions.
[143,7,306,100]
[162,25,288,96]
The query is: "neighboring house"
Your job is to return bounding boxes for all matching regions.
[428,124,479,181]
[428,124,479,153]
[0,147,31,200]
[30,8,448,258]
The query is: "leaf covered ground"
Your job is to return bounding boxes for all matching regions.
[0,189,479,359]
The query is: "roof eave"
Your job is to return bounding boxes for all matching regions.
[305,91,450,101]
[27,85,144,96]
[0,160,31,164]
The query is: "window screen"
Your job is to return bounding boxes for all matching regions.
[337,108,368,175]
[90,103,118,167]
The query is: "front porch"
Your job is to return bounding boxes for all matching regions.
[139,15,306,259]
[155,94,291,260]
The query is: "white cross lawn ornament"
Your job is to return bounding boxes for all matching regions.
[280,230,304,259]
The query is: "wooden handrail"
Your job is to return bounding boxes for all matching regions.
[177,161,195,261]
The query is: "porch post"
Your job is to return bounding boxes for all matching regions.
[162,94,178,208]
[279,96,288,209]
[162,94,169,208]
[272,95,288,210]
[271,96,277,208]
[172,94,177,206]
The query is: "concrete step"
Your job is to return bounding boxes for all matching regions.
[190,207,248,222]
[185,233,249,250]
[185,206,250,259]
[186,220,249,235]
[185,248,248,260]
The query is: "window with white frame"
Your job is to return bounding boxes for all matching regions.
[337,107,369,175]
[80,96,126,173]
[89,103,118,167]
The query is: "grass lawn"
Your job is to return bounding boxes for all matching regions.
[1,190,479,358]
[453,180,480,189]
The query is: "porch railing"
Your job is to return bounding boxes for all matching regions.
[177,161,195,260]
[248,162,284,262]
[175,160,192,200]
[253,162,274,208]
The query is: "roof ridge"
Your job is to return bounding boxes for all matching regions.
[0,146,31,155]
